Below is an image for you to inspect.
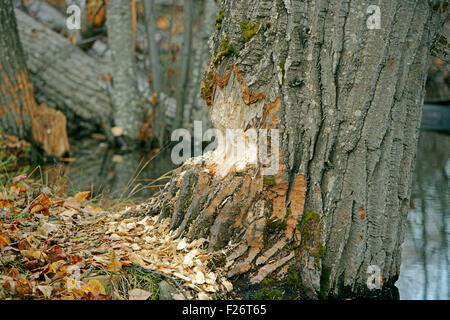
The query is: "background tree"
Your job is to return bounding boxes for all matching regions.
[106,0,143,146]
[147,0,448,299]
[0,0,69,157]
[144,0,166,146]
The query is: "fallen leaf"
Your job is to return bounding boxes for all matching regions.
[74,191,90,204]
[128,288,152,300]
[87,279,106,295]
[21,249,46,261]
[197,292,211,300]
[0,235,9,246]
[156,16,169,30]
[63,197,80,209]
[111,127,124,137]
[150,93,158,105]
[16,279,32,296]
[37,285,53,298]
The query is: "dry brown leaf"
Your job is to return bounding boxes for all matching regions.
[128,288,151,300]
[74,191,90,204]
[156,16,169,30]
[0,235,9,246]
[111,127,124,137]
[37,285,53,298]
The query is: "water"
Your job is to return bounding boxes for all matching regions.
[40,137,177,200]
[40,131,449,299]
[396,131,450,300]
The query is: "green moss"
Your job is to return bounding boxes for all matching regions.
[286,267,300,289]
[213,37,236,66]
[215,8,225,30]
[284,206,292,222]
[252,274,284,300]
[240,21,259,43]
[263,217,286,245]
[300,211,324,268]
[303,210,321,223]
[263,175,275,186]
[263,207,292,246]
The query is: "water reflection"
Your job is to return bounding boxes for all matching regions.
[396,131,450,300]
[43,138,177,200]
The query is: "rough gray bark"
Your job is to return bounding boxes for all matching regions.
[15,8,113,136]
[1,3,69,157]
[0,3,34,140]
[143,0,446,299]
[107,0,143,144]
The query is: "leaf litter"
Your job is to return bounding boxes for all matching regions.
[0,174,233,300]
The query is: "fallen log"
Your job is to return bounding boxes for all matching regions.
[15,8,114,136]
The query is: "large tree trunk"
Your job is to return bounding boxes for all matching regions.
[15,8,113,137]
[106,0,143,145]
[0,2,69,157]
[144,0,447,299]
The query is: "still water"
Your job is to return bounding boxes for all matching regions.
[396,131,449,300]
[47,130,449,300]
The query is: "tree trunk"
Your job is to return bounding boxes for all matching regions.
[144,0,166,146]
[0,2,69,157]
[144,0,447,299]
[15,8,113,137]
[106,0,143,145]
[174,0,194,130]
[181,0,216,132]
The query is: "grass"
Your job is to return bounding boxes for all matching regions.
[116,266,162,300]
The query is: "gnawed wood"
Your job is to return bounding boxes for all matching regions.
[287,174,306,238]
[201,64,267,108]
[250,251,295,284]
[143,153,305,291]
[31,104,69,157]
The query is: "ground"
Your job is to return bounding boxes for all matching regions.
[0,131,232,300]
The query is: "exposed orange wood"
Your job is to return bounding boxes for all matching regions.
[4,73,16,97]
[31,104,70,157]
[201,63,267,107]
[286,174,306,238]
